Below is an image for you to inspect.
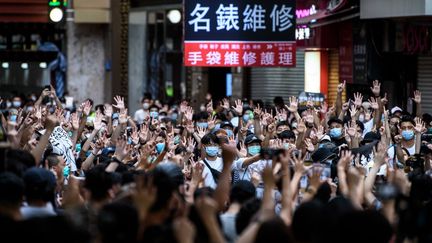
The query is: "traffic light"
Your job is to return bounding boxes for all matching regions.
[48,0,65,23]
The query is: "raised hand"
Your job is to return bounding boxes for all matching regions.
[133,175,157,220]
[412,90,421,104]
[207,115,216,130]
[232,99,243,115]
[184,106,194,122]
[368,97,379,110]
[253,103,263,117]
[346,121,357,138]
[305,138,315,153]
[113,96,125,111]
[197,126,206,139]
[83,100,92,116]
[414,117,426,134]
[119,108,128,125]
[114,137,130,161]
[238,141,247,157]
[93,112,103,130]
[296,118,307,134]
[337,150,353,172]
[286,96,298,113]
[139,124,149,142]
[186,137,196,154]
[337,80,346,94]
[104,104,113,118]
[221,98,230,111]
[319,101,328,115]
[349,105,359,119]
[370,80,381,97]
[353,92,363,107]
[70,113,80,130]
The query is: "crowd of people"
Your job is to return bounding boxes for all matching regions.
[0,81,431,243]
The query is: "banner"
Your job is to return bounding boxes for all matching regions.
[184,0,296,67]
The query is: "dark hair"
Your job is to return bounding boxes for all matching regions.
[278,130,296,140]
[292,200,325,243]
[97,202,139,243]
[84,165,114,201]
[273,96,284,106]
[148,169,176,212]
[229,180,256,204]
[4,149,36,176]
[236,198,261,234]
[23,169,56,203]
[401,115,415,126]
[0,172,24,209]
[201,133,218,145]
[46,155,61,168]
[255,217,293,243]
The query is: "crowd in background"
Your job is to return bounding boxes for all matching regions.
[0,81,431,243]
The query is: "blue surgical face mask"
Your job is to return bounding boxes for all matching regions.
[248,145,261,156]
[283,142,291,149]
[12,101,21,107]
[329,128,342,138]
[150,111,159,119]
[75,144,82,153]
[63,166,70,178]
[401,130,414,141]
[68,131,73,138]
[156,143,165,154]
[205,146,219,157]
[197,122,208,129]
[243,114,250,122]
[225,129,233,137]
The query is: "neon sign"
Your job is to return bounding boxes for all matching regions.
[296,4,317,19]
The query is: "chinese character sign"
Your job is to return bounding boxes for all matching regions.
[184,0,296,67]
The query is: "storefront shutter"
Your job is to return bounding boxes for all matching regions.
[418,56,432,114]
[250,50,305,105]
[327,49,343,106]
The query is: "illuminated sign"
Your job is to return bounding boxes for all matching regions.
[296,25,311,40]
[296,4,317,19]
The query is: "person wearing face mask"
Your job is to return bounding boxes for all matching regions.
[278,130,296,150]
[11,97,22,108]
[149,105,160,120]
[200,133,225,189]
[387,116,417,168]
[328,118,348,147]
[134,97,152,124]
[220,121,235,138]
[233,134,268,181]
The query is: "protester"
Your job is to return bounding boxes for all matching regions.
[0,81,432,243]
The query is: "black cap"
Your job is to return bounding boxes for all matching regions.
[327,117,344,126]
[220,120,234,129]
[311,148,336,163]
[361,132,381,145]
[245,134,262,145]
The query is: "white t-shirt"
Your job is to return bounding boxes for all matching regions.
[362,119,374,137]
[200,157,224,189]
[233,158,272,182]
[387,143,415,167]
[134,109,149,124]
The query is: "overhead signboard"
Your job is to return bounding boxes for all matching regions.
[184,0,296,67]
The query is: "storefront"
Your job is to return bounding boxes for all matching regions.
[360,0,430,113]
[0,0,65,98]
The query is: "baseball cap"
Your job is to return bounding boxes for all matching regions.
[245,134,262,145]
[311,148,337,163]
[391,106,402,115]
[361,132,381,145]
[220,121,234,129]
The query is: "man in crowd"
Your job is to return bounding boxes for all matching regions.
[0,80,431,243]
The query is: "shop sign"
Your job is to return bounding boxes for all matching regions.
[296,25,311,40]
[184,0,296,67]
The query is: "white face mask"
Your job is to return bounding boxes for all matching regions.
[359,114,365,123]
[200,105,206,112]
[143,103,150,110]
